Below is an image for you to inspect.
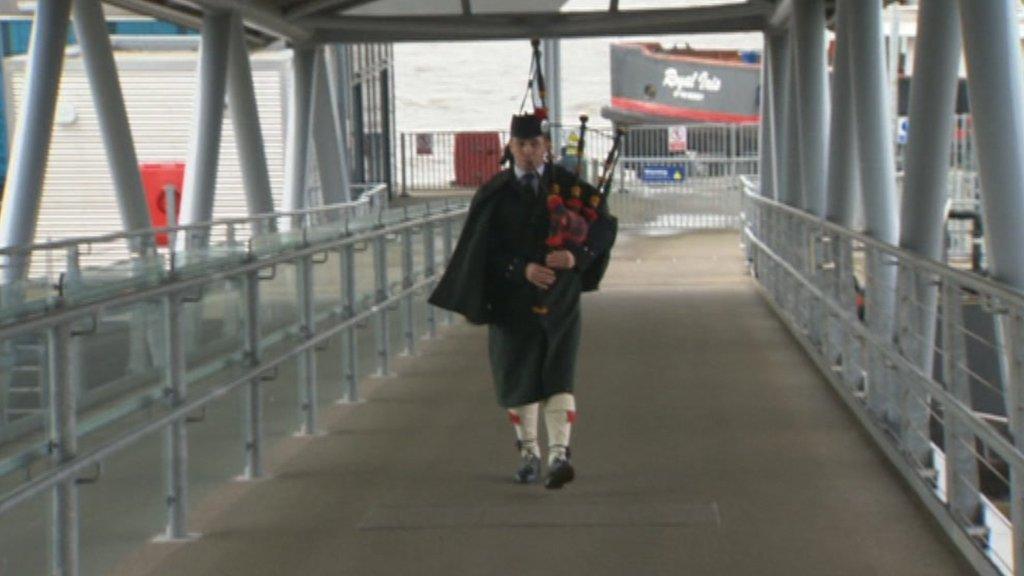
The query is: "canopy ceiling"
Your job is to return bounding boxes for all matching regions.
[100,0,781,45]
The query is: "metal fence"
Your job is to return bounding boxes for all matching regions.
[742,177,1021,576]
[609,157,756,231]
[398,122,759,194]
[0,192,467,576]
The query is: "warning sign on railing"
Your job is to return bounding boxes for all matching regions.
[641,164,687,183]
[668,125,688,153]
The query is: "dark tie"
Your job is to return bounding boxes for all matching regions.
[520,172,538,196]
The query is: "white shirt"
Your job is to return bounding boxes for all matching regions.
[513,164,545,193]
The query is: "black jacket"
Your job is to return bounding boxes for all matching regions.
[428,164,617,325]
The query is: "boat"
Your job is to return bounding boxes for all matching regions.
[600,42,762,127]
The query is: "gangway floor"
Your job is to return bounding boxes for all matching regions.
[108,232,973,576]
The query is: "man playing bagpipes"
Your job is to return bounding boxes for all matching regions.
[429,41,620,488]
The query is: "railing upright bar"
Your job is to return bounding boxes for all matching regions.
[161,293,190,541]
[48,322,78,576]
[442,215,454,326]
[340,243,359,402]
[297,252,318,435]
[423,220,437,339]
[401,227,415,356]
[373,234,391,376]
[242,270,263,479]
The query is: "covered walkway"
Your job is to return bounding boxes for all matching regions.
[107,232,970,576]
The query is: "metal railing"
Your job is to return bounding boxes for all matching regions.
[0,189,467,576]
[610,156,756,231]
[742,177,1022,576]
[398,122,758,194]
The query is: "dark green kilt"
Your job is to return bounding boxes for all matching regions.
[487,308,581,408]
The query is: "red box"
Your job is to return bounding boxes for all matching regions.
[139,162,184,247]
[454,132,502,187]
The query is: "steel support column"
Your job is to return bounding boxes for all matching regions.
[0,0,72,284]
[227,13,276,226]
[768,30,789,201]
[896,0,962,473]
[792,0,828,217]
[283,47,316,214]
[847,0,900,424]
[780,29,802,209]
[960,2,1024,571]
[542,38,563,143]
[73,0,151,237]
[351,79,366,183]
[179,11,231,246]
[824,0,859,228]
[312,50,348,205]
[758,34,773,199]
[325,45,354,202]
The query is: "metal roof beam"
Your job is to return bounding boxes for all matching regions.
[304,4,770,42]
[101,0,205,31]
[160,0,312,42]
[768,0,793,29]
[284,0,380,20]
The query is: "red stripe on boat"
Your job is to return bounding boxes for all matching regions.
[610,97,760,124]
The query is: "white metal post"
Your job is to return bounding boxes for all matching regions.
[0,0,72,284]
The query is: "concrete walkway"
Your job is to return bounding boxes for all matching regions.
[112,231,973,576]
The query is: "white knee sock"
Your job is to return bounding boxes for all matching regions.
[543,393,576,464]
[508,403,541,458]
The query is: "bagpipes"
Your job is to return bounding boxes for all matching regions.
[543,118,627,250]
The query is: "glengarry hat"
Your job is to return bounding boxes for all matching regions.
[510,113,544,139]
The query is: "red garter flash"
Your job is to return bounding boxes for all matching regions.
[567,410,577,424]
[508,412,522,425]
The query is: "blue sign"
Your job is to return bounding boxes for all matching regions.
[640,164,686,183]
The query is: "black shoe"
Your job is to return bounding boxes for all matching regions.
[514,453,541,484]
[544,455,575,489]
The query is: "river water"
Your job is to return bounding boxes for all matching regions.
[393,28,761,131]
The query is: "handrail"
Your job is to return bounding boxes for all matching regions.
[740,176,1024,307]
[0,201,468,340]
[0,183,389,257]
[0,272,440,517]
